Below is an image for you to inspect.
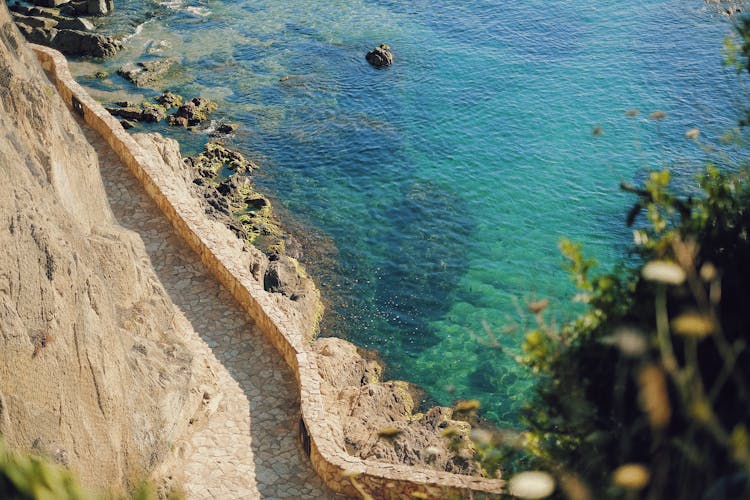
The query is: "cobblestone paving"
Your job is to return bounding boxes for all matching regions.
[81,123,336,499]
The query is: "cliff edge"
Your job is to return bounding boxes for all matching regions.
[0,4,217,494]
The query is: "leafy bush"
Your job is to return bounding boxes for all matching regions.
[0,439,171,500]
[495,18,750,500]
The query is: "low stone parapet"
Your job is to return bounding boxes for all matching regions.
[31,43,505,498]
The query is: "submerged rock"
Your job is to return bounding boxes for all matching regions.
[366,44,393,67]
[117,57,178,87]
[215,123,238,135]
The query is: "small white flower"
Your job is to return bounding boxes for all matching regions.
[508,471,556,499]
[633,230,649,245]
[642,260,686,285]
[612,463,650,490]
[424,446,441,457]
[605,327,648,357]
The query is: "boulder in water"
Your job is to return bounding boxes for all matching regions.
[366,44,393,67]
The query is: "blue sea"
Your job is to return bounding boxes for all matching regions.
[80,0,741,425]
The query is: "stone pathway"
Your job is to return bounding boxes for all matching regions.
[79,122,337,499]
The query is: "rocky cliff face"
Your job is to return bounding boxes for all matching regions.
[0,4,216,494]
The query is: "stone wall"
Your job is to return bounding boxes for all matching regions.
[31,44,505,498]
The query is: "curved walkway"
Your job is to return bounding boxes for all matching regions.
[78,121,337,499]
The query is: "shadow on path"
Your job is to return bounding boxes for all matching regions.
[80,121,336,499]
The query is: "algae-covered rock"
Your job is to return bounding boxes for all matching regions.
[155,90,183,109]
[168,96,217,127]
[117,57,178,87]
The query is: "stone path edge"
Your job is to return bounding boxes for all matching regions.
[30,44,505,498]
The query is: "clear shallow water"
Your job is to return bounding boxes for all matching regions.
[83,0,740,425]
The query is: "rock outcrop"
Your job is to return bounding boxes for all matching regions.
[168,96,218,128]
[9,0,121,58]
[704,0,744,15]
[366,44,393,67]
[131,133,323,341]
[313,338,481,476]
[117,57,179,88]
[105,102,166,123]
[0,4,217,493]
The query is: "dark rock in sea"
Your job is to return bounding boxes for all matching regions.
[8,3,32,15]
[13,23,55,45]
[246,197,267,209]
[155,91,183,109]
[117,57,178,87]
[32,0,69,8]
[55,16,94,31]
[167,97,218,127]
[94,70,107,79]
[366,44,393,67]
[120,119,135,130]
[216,123,238,134]
[86,0,113,16]
[48,28,121,58]
[27,5,63,17]
[12,11,93,33]
[59,1,88,16]
[11,13,58,31]
[105,104,165,123]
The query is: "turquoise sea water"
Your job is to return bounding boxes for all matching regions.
[82,0,741,425]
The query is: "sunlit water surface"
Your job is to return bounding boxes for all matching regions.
[78,0,741,425]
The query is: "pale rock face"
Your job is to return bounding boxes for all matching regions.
[313,337,480,476]
[0,3,216,494]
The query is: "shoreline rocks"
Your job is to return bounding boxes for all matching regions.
[366,44,393,67]
[117,57,179,87]
[105,102,166,124]
[168,97,218,128]
[104,92,218,129]
[313,337,484,476]
[9,1,121,58]
[21,4,495,479]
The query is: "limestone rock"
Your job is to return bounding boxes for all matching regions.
[313,337,482,476]
[366,44,393,67]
